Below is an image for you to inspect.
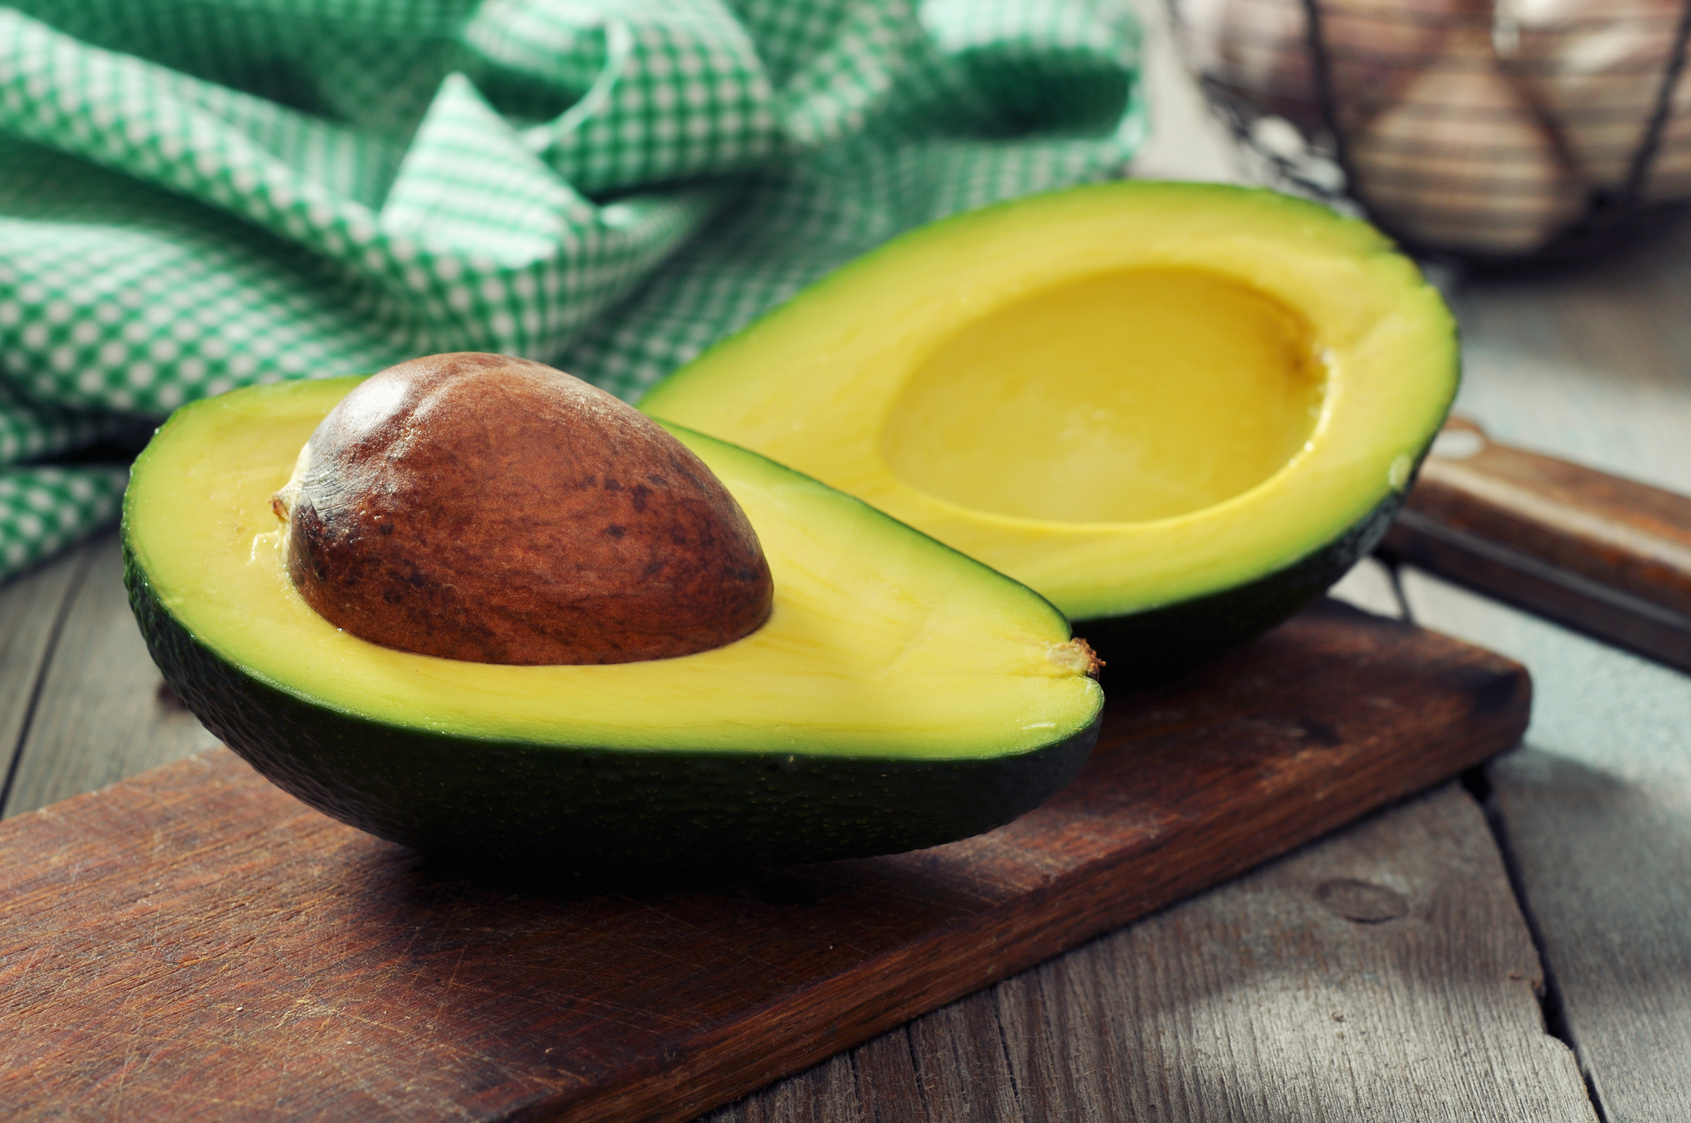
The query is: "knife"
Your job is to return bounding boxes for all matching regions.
[1378,416,1691,674]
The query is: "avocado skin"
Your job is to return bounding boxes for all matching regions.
[125,544,1099,874]
[1075,489,1406,685]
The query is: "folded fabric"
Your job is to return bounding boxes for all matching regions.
[0,0,1144,582]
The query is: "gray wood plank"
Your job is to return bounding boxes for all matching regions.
[706,785,1596,1122]
[1328,556,1402,619]
[0,549,87,796]
[1425,204,1691,1122]
[1404,569,1691,1123]
[905,994,1022,1123]
[852,1031,929,1123]
[1450,221,1691,499]
[2,530,219,818]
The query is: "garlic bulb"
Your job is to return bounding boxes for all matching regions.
[1325,0,1471,125]
[1348,26,1587,253]
[1500,0,1691,200]
[1175,0,1467,132]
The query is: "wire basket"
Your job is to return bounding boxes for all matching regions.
[1171,0,1691,261]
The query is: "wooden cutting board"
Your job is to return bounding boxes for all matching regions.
[0,600,1528,1123]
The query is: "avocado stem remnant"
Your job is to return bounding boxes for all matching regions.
[1048,638,1103,678]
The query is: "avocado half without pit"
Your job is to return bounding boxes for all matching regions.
[640,181,1461,679]
[122,354,1104,873]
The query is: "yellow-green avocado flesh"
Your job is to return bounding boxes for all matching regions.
[641,182,1459,678]
[123,378,1103,872]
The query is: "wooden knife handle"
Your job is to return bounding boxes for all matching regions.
[1378,416,1691,673]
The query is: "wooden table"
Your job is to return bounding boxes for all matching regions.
[4,11,1690,1120]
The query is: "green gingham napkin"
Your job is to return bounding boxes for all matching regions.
[0,0,1145,582]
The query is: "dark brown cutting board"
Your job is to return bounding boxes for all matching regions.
[0,600,1528,1123]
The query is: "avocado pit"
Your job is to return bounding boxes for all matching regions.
[271,352,774,665]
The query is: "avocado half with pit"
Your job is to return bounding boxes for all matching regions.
[641,182,1459,678]
[122,377,1103,873]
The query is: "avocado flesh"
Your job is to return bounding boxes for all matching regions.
[123,378,1103,869]
[640,181,1459,673]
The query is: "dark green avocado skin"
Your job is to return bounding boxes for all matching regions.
[1074,488,1407,685]
[125,544,1100,875]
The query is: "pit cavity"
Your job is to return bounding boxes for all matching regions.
[879,268,1326,524]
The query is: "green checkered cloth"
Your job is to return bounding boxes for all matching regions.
[0,0,1145,582]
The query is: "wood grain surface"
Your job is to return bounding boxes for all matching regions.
[1406,571,1691,1123]
[0,548,85,807]
[0,600,1527,1123]
[1381,416,1691,672]
[706,784,1597,1123]
[1405,213,1691,1123]
[2,531,220,818]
